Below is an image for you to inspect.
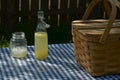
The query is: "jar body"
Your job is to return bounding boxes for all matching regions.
[10,32,27,58]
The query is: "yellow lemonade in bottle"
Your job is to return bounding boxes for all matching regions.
[35,32,48,60]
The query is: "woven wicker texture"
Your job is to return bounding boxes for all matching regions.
[72,20,120,76]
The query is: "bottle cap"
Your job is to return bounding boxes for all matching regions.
[38,10,44,20]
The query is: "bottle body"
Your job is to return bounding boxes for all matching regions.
[35,32,48,59]
[10,32,27,58]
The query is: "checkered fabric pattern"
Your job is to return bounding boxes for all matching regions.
[1,43,120,80]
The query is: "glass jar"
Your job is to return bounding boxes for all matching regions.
[10,32,27,58]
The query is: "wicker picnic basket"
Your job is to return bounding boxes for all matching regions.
[72,0,120,76]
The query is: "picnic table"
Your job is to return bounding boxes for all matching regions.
[1,43,120,80]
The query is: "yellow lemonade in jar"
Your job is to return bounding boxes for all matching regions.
[11,47,27,58]
[35,32,48,60]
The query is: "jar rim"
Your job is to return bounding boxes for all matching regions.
[12,32,25,39]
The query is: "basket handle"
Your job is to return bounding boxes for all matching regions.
[82,0,117,43]
[104,0,111,17]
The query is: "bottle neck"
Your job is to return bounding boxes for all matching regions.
[38,17,44,23]
[36,11,49,32]
[38,16,44,20]
[36,28,47,32]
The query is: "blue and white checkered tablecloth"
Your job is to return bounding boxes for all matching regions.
[1,43,120,80]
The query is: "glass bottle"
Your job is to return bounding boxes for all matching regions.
[35,10,50,60]
[10,32,27,58]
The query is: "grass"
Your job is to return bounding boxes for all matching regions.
[0,36,9,47]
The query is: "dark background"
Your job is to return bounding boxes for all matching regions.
[0,0,120,46]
